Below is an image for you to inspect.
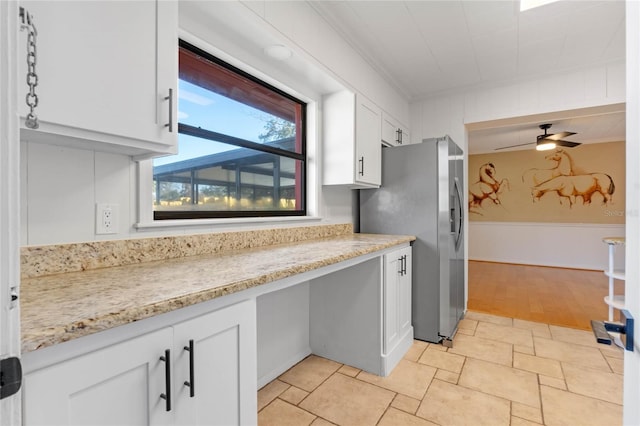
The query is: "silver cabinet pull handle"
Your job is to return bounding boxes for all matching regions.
[164,88,173,132]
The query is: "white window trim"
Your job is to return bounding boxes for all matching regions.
[134,30,327,230]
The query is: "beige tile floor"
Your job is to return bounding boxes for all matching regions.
[257,311,623,426]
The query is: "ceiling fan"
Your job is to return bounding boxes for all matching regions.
[495,123,582,151]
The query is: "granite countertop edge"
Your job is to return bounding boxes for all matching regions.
[21,233,415,353]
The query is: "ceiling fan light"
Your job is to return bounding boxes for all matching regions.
[536,141,556,151]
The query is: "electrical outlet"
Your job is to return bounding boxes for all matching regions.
[96,203,119,235]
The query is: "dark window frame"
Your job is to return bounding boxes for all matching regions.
[154,40,307,220]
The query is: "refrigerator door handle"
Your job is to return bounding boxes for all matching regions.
[450,206,456,233]
[454,179,463,251]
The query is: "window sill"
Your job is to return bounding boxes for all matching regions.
[135,215,323,231]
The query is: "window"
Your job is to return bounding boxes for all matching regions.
[153,40,306,220]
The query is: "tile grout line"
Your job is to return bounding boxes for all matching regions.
[257,380,291,414]
[537,371,547,425]
[261,312,623,425]
[273,363,350,424]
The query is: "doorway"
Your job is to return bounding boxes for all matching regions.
[465,107,626,330]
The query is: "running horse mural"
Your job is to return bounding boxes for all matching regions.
[469,162,510,214]
[531,173,615,206]
[522,149,574,187]
[526,149,615,207]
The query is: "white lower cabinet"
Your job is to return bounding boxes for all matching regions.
[23,327,174,426]
[383,246,413,364]
[173,301,257,425]
[23,300,256,426]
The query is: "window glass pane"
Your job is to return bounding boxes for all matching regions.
[153,41,306,220]
[178,79,297,149]
[178,47,303,155]
[153,143,304,213]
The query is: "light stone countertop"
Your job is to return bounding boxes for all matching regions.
[21,233,414,353]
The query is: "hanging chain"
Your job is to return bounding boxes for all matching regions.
[19,7,39,129]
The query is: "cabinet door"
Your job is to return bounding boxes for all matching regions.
[384,246,412,355]
[397,125,410,146]
[173,300,257,426]
[381,113,410,147]
[18,1,177,155]
[384,251,401,354]
[398,247,413,337]
[23,328,174,426]
[381,114,400,147]
[355,96,382,186]
[322,91,381,188]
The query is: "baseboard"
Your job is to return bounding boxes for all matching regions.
[381,327,414,376]
[257,347,312,389]
[468,258,602,272]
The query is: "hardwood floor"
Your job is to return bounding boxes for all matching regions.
[467,260,625,331]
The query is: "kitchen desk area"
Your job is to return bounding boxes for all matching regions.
[20,224,414,425]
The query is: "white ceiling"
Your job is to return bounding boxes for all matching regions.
[468,107,626,153]
[310,0,626,153]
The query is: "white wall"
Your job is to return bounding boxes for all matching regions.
[21,143,136,245]
[623,1,640,422]
[469,222,624,270]
[21,1,409,246]
[411,60,626,269]
[410,61,625,144]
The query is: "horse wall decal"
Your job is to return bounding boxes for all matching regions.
[531,173,615,207]
[522,149,574,187]
[469,162,510,213]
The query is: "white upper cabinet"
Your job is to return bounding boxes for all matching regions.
[323,90,381,188]
[18,1,178,159]
[381,112,410,147]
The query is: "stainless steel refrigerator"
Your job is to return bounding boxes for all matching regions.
[359,136,465,344]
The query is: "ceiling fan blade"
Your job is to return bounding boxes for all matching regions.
[556,140,581,148]
[494,142,534,150]
[544,131,577,141]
